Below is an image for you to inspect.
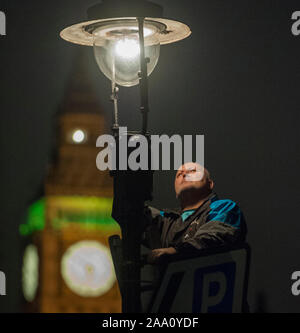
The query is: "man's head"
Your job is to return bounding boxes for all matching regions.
[174,162,214,202]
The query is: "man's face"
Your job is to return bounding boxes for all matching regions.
[174,163,212,199]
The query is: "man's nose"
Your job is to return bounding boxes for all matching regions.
[183,171,190,179]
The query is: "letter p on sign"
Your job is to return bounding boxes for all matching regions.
[193,262,236,313]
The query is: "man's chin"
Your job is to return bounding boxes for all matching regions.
[177,184,199,196]
[177,183,210,199]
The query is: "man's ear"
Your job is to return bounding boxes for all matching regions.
[209,180,214,190]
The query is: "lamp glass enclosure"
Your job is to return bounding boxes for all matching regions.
[92,19,161,87]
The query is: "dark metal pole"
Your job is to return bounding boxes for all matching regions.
[111,135,153,313]
[137,17,149,134]
[110,17,153,313]
[120,201,143,313]
[120,17,151,313]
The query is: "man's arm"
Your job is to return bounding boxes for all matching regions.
[142,206,164,250]
[147,247,177,264]
[174,199,247,254]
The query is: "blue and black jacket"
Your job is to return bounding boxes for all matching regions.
[143,192,247,254]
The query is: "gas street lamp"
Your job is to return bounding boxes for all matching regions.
[60,0,191,313]
[60,0,191,134]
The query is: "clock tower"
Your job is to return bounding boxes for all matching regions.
[20,49,121,313]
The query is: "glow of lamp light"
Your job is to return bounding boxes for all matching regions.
[72,129,85,143]
[115,38,140,59]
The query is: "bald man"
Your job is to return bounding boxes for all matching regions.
[144,163,247,263]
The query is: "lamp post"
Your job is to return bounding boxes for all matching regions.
[60,0,191,313]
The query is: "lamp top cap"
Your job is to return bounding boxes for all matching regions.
[87,0,164,20]
[60,0,191,46]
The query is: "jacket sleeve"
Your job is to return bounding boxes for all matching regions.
[111,191,163,249]
[141,206,164,249]
[174,200,247,253]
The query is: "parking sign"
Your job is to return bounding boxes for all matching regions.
[149,247,249,313]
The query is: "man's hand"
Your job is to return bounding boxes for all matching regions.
[147,247,177,264]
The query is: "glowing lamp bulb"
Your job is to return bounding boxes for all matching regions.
[93,23,160,87]
[115,38,140,59]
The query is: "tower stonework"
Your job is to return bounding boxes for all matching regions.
[21,49,121,313]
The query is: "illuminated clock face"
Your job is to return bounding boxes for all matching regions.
[61,240,115,297]
[22,244,39,302]
[69,128,87,144]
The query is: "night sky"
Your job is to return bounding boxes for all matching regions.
[0,0,300,312]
